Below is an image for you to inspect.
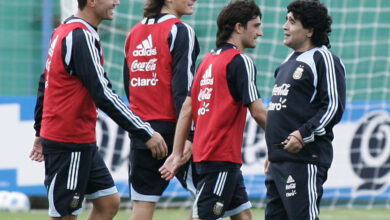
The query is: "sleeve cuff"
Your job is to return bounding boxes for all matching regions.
[34,125,40,137]
[136,131,153,143]
[298,126,312,144]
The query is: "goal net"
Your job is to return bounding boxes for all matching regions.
[60,0,390,209]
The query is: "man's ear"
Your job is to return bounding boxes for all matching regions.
[307,28,314,38]
[88,0,96,8]
[234,22,244,34]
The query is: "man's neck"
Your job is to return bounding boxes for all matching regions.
[226,38,244,52]
[294,42,315,53]
[160,7,182,19]
[75,10,100,28]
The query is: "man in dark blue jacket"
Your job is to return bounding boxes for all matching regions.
[264,0,346,219]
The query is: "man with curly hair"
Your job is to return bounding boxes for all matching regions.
[264,0,346,219]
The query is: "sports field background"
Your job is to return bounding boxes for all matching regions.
[1,0,390,103]
[0,0,390,216]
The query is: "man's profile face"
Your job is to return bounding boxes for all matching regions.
[94,0,120,21]
[282,12,312,52]
[241,16,263,49]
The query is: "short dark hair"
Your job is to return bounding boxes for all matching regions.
[287,0,332,48]
[78,0,87,10]
[216,0,261,48]
[143,0,164,18]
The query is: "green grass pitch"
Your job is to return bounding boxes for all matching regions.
[1,208,389,220]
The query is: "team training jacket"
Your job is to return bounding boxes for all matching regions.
[34,17,154,144]
[123,14,199,146]
[192,48,248,164]
[265,45,346,168]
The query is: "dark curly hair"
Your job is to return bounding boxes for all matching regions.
[287,0,332,48]
[78,0,87,10]
[216,0,262,48]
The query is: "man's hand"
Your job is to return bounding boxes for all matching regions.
[159,152,183,181]
[181,140,193,165]
[282,130,304,153]
[264,158,270,175]
[159,140,193,181]
[145,132,168,160]
[29,137,44,162]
